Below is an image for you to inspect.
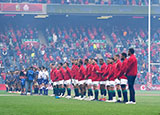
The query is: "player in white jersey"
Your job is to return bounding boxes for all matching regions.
[38,67,43,95]
[41,67,49,95]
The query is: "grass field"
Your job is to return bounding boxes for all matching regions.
[0,90,160,115]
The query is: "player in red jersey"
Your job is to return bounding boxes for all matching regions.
[91,59,100,101]
[57,63,65,97]
[64,62,72,99]
[126,48,137,104]
[84,58,94,100]
[50,63,56,96]
[78,59,86,100]
[97,59,107,101]
[114,54,122,102]
[117,52,128,103]
[103,59,111,101]
[72,59,80,99]
[106,58,117,102]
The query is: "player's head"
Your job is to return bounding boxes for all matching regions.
[93,59,98,65]
[99,58,104,65]
[64,62,69,68]
[50,63,53,68]
[75,59,78,65]
[89,58,93,64]
[114,54,120,61]
[128,48,134,56]
[33,67,36,71]
[107,58,110,64]
[84,59,89,65]
[58,62,63,68]
[44,67,47,71]
[22,66,25,70]
[109,58,114,64]
[71,59,75,65]
[30,66,33,70]
[79,59,83,66]
[121,52,127,61]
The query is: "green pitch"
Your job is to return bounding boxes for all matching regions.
[0,91,160,115]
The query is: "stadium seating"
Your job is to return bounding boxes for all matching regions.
[0,0,150,5]
[0,18,159,85]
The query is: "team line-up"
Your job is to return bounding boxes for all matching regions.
[6,48,137,104]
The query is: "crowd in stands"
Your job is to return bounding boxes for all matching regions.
[0,0,151,5]
[0,17,159,85]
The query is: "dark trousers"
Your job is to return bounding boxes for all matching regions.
[127,76,136,102]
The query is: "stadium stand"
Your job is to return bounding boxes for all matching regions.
[0,0,150,5]
[0,15,159,85]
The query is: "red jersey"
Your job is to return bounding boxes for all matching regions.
[78,65,86,81]
[103,64,111,80]
[117,58,128,79]
[88,64,93,79]
[50,68,57,82]
[126,54,137,76]
[85,64,91,79]
[114,60,122,79]
[108,63,116,81]
[91,64,100,81]
[57,67,65,81]
[72,64,79,80]
[64,67,72,80]
[97,63,107,81]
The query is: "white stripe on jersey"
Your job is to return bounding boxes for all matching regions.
[42,70,49,80]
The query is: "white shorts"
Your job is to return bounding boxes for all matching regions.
[105,80,110,86]
[53,81,58,86]
[92,81,99,86]
[86,79,92,85]
[120,79,128,85]
[100,81,106,85]
[73,79,79,85]
[79,80,86,85]
[58,80,64,85]
[109,81,115,87]
[115,79,120,85]
[64,79,71,85]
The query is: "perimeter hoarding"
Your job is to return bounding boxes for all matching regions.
[2,3,42,12]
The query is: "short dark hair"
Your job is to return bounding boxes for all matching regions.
[65,62,69,66]
[79,60,83,65]
[85,59,89,62]
[94,59,98,63]
[115,54,120,58]
[99,58,104,61]
[129,48,134,54]
[121,52,127,58]
[59,63,63,66]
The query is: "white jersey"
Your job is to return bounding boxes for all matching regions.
[38,71,43,79]
[42,70,49,80]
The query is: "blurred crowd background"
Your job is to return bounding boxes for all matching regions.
[0,15,159,85]
[0,0,153,5]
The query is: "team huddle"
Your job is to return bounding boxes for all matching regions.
[5,48,137,104]
[50,48,137,104]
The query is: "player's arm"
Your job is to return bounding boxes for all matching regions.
[67,69,72,79]
[102,67,109,78]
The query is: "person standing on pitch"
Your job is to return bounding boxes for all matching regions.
[97,59,107,101]
[126,48,137,104]
[117,53,128,103]
[63,62,72,99]
[114,54,122,102]
[91,59,100,101]
[25,67,35,95]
